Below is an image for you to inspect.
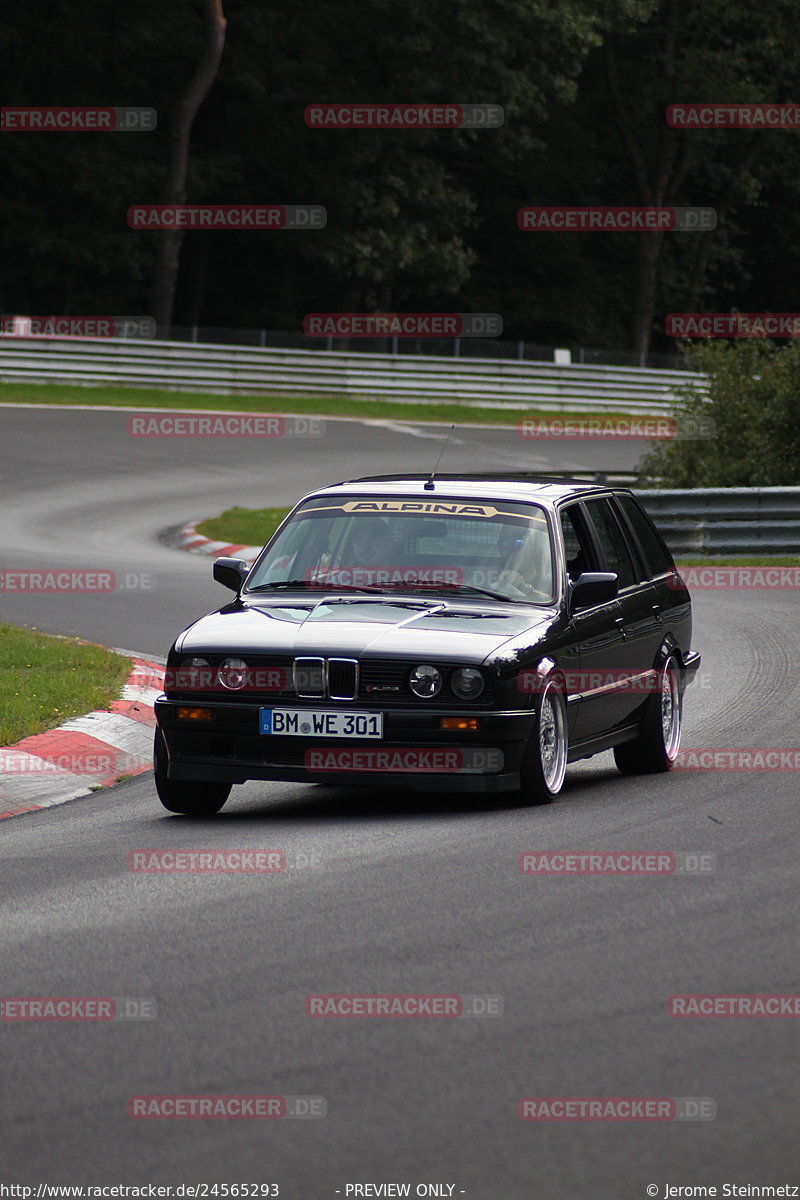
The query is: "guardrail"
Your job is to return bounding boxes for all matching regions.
[0,337,705,413]
[532,477,799,556]
[637,487,800,556]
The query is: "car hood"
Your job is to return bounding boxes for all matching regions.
[176,596,555,664]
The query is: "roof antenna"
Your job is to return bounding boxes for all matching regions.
[424,424,455,490]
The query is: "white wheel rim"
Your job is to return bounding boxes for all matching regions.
[661,660,682,760]
[539,682,567,792]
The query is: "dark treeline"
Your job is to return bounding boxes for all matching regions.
[2,0,800,354]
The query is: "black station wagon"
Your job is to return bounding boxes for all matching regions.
[153,474,701,813]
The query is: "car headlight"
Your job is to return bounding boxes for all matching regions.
[451,667,484,701]
[217,657,248,690]
[174,655,213,690]
[409,664,442,699]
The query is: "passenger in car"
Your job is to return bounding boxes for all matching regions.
[350,520,387,565]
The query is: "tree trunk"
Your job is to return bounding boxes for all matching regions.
[630,232,665,359]
[150,0,227,337]
[606,1,689,358]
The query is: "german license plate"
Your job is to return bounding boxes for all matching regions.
[259,708,383,739]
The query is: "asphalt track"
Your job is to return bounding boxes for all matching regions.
[2,406,798,1197]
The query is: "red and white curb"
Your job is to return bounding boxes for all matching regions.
[171,520,262,564]
[0,657,165,821]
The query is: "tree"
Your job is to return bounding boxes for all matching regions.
[600,0,800,355]
[232,0,620,326]
[149,0,227,334]
[638,338,800,487]
[4,0,800,352]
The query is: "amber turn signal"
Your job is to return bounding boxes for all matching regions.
[177,707,213,721]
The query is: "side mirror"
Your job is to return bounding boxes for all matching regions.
[569,571,618,613]
[213,557,249,592]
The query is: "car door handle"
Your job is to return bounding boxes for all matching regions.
[614,615,627,638]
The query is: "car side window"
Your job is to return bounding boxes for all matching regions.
[559,505,596,581]
[583,498,637,589]
[616,495,674,577]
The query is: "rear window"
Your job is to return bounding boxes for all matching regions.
[616,495,674,577]
[582,497,637,590]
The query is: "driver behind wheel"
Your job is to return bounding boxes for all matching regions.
[497,524,550,599]
[309,518,388,584]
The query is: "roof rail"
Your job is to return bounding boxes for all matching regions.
[337,471,639,486]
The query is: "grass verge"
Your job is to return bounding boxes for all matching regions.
[0,380,660,429]
[197,506,290,545]
[0,624,131,746]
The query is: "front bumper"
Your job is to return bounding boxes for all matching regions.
[154,697,534,793]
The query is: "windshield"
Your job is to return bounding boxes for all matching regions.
[245,495,554,603]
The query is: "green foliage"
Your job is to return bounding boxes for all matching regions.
[2,0,800,351]
[638,339,800,486]
[197,506,290,546]
[0,625,131,745]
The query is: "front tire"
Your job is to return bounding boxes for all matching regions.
[153,729,231,814]
[614,653,682,776]
[519,675,568,804]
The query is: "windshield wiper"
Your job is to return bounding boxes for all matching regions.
[378,580,515,603]
[247,580,524,602]
[247,580,386,594]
